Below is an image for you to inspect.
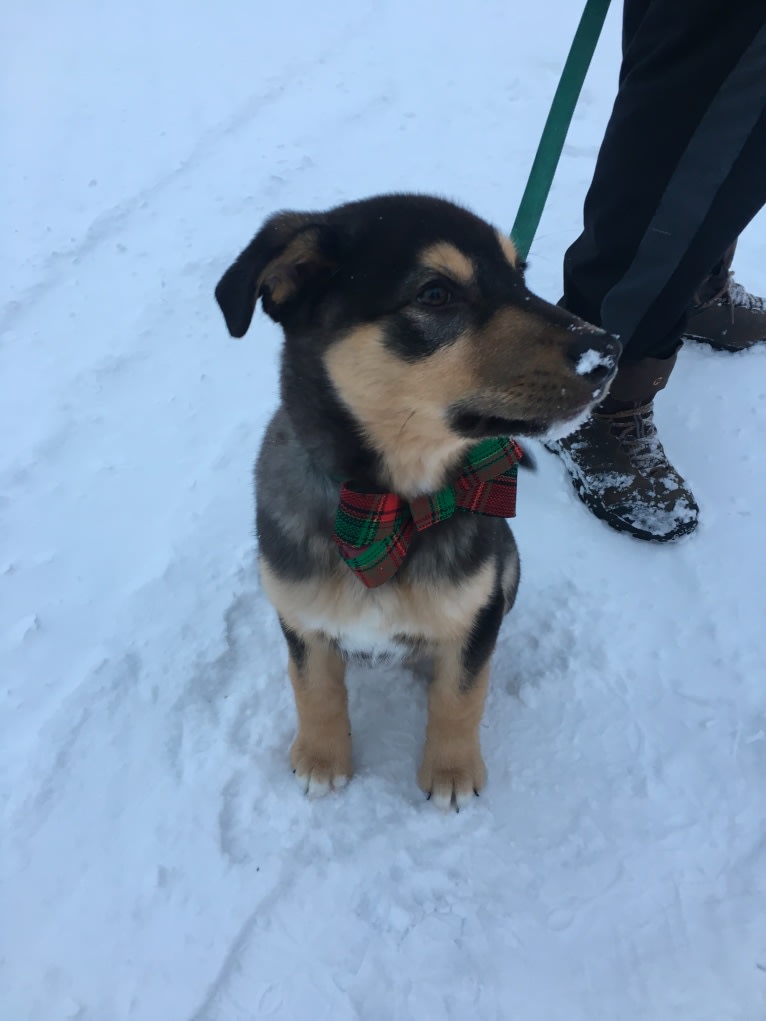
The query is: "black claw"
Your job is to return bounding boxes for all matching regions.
[426,791,432,800]
[474,789,480,797]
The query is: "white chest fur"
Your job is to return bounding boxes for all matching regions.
[260,558,499,655]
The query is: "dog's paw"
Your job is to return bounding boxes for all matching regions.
[417,744,487,811]
[290,736,352,798]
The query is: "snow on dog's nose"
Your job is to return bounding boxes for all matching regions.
[566,332,622,395]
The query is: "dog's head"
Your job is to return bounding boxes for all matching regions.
[216,194,620,494]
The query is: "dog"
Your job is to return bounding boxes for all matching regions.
[215,194,619,809]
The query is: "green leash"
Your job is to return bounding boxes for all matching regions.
[511,0,612,261]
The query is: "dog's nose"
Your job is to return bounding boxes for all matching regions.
[566,332,621,384]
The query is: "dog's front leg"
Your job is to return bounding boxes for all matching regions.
[418,590,504,810]
[282,623,352,797]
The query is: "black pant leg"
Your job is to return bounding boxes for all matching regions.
[563,0,766,362]
[620,0,650,65]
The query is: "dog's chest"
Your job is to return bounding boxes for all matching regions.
[297,589,418,658]
[261,558,496,656]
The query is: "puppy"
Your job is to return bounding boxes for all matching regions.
[215,194,619,809]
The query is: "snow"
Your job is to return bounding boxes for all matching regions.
[2,2,765,1019]
[575,348,612,376]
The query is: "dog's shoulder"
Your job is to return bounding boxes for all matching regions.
[255,407,339,579]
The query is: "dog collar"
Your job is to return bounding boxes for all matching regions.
[333,437,523,588]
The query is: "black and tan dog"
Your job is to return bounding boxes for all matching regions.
[215,194,619,809]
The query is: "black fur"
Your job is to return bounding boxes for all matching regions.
[460,582,507,691]
[279,617,306,671]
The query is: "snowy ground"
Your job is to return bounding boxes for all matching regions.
[3,2,765,1019]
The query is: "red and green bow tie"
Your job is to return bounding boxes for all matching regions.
[333,436,524,588]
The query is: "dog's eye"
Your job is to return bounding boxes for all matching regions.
[416,283,452,307]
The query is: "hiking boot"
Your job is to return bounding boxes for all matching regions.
[683,242,766,351]
[547,354,699,542]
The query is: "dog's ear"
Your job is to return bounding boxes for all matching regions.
[214,211,335,337]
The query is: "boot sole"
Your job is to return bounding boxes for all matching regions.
[544,444,699,543]
[682,332,757,353]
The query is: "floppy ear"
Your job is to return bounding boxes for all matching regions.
[214,211,335,337]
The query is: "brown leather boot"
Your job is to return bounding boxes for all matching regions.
[547,353,699,542]
[683,242,766,351]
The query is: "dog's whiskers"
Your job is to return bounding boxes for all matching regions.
[398,409,417,438]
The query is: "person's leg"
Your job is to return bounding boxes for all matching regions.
[553,1,766,541]
[620,0,766,352]
[612,0,764,352]
[564,1,766,359]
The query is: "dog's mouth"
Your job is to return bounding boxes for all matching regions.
[450,409,546,439]
[450,401,602,441]
[450,362,618,442]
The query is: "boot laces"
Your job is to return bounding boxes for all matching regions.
[726,278,765,312]
[598,403,668,477]
[699,271,765,315]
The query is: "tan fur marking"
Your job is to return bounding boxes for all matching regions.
[261,557,496,652]
[418,242,475,285]
[418,654,490,805]
[461,304,608,427]
[324,325,480,496]
[258,229,326,305]
[496,232,519,267]
[288,637,352,794]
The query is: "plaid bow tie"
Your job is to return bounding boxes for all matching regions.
[333,437,524,588]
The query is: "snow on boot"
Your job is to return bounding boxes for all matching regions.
[683,242,766,351]
[547,354,698,542]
